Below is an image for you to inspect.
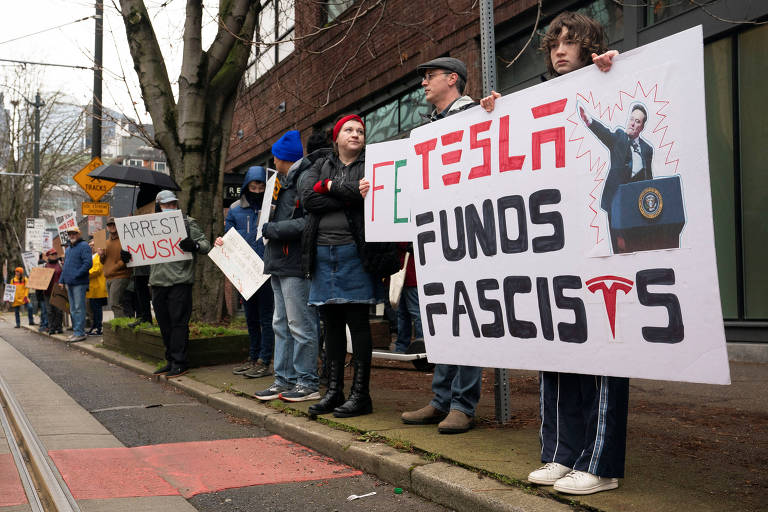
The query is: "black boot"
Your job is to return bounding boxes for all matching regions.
[332,358,372,418]
[308,358,345,416]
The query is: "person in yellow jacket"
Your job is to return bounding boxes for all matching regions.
[10,267,35,328]
[86,242,108,336]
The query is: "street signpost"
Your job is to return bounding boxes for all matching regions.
[73,157,113,201]
[82,201,110,216]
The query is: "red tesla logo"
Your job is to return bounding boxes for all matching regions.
[585,275,634,338]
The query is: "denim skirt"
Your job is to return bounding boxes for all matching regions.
[309,243,382,306]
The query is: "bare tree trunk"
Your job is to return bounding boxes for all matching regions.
[119,0,258,322]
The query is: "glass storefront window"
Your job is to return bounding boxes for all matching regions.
[704,37,738,319]
[365,100,398,144]
[399,88,429,133]
[738,23,768,319]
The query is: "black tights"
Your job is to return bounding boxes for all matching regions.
[320,304,372,365]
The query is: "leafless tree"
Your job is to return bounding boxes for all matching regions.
[0,68,90,275]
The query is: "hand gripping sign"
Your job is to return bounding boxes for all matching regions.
[114,210,193,267]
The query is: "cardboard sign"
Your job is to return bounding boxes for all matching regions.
[364,139,415,242]
[25,218,47,252]
[92,229,108,250]
[3,284,16,302]
[374,27,728,385]
[55,210,77,246]
[50,285,69,313]
[28,267,55,290]
[208,227,271,300]
[114,210,192,267]
[21,251,38,276]
[53,237,64,259]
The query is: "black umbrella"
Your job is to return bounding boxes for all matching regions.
[89,164,181,190]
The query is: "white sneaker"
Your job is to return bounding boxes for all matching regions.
[528,462,572,485]
[553,470,619,495]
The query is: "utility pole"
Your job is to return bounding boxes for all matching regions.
[92,1,103,158]
[479,0,512,425]
[33,92,42,217]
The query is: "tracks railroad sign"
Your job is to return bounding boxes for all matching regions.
[74,157,114,201]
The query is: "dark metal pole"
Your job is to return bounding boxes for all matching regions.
[33,92,41,218]
[479,0,512,425]
[92,1,103,158]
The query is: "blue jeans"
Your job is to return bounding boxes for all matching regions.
[244,281,274,364]
[38,296,48,329]
[13,303,33,326]
[67,284,88,336]
[396,287,423,353]
[271,276,319,390]
[430,364,483,417]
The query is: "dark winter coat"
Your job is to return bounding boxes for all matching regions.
[299,150,399,279]
[59,238,92,286]
[262,150,329,277]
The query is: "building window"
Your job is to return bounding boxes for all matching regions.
[645,1,694,26]
[495,0,623,94]
[126,159,142,167]
[154,162,166,172]
[362,87,429,144]
[244,0,295,86]
[326,0,354,22]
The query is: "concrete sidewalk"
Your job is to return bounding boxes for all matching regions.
[9,313,767,512]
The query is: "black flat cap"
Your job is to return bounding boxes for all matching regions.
[416,57,467,82]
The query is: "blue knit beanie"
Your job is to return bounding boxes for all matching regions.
[271,130,303,162]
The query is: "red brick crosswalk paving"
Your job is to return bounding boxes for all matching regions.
[0,435,361,506]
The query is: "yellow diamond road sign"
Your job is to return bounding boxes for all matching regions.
[74,157,114,201]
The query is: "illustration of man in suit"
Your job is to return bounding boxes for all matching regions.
[579,103,653,253]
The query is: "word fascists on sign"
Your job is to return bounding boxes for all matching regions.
[415,191,685,345]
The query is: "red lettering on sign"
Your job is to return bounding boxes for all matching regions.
[499,115,525,172]
[171,237,184,256]
[371,161,392,222]
[468,120,492,180]
[414,139,437,190]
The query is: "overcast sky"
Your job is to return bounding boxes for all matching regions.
[0,0,218,123]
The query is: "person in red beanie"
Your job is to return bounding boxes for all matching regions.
[299,114,386,418]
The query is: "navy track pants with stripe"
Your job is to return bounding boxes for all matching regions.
[539,371,629,478]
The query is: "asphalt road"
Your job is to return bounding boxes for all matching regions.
[0,323,449,511]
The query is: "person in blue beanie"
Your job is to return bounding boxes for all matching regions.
[255,130,327,402]
[216,166,275,379]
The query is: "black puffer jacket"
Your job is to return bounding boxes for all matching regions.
[263,149,329,277]
[299,150,398,279]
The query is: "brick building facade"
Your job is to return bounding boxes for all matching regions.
[225,0,536,172]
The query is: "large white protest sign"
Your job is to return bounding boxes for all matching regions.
[21,251,38,276]
[41,231,53,252]
[208,227,270,300]
[364,139,416,242]
[25,218,46,252]
[396,27,728,385]
[3,284,16,303]
[115,210,192,267]
[55,210,77,246]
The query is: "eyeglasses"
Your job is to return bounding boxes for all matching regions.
[422,71,453,82]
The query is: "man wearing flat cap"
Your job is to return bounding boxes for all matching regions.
[416,57,476,122]
[58,225,92,342]
[399,56,482,435]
